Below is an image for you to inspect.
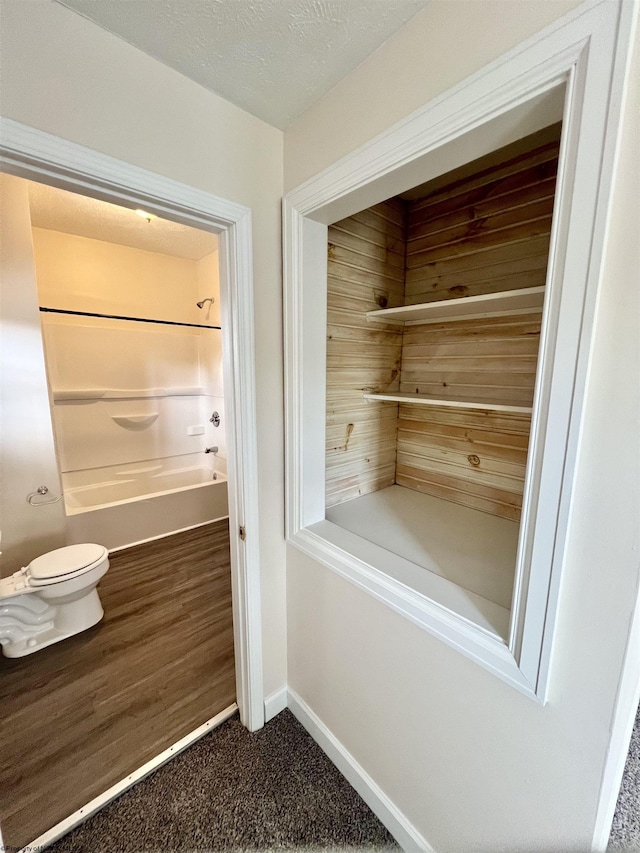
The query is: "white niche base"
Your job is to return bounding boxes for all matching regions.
[326,485,518,624]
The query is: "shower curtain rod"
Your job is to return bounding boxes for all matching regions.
[39,306,221,330]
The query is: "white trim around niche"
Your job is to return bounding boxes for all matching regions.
[0,120,265,732]
[283,0,636,703]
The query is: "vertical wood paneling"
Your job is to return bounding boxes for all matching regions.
[326,200,405,507]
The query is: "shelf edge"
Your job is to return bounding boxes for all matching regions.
[363,392,533,414]
[366,286,545,325]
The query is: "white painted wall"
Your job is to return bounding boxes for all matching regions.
[0,0,286,697]
[284,0,583,191]
[285,5,640,851]
[0,176,67,576]
[32,228,213,325]
[196,249,222,326]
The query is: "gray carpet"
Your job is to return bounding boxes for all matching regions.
[609,703,640,850]
[48,709,399,853]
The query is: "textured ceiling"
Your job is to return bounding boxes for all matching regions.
[55,0,429,129]
[27,181,217,260]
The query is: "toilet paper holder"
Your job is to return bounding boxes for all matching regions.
[27,486,63,507]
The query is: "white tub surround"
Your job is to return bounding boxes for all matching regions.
[60,454,228,550]
[63,462,225,513]
[65,479,228,551]
[38,300,228,550]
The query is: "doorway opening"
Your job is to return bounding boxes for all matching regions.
[0,123,263,846]
[28,179,229,550]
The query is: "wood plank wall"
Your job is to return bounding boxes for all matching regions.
[325,126,561,519]
[399,313,542,408]
[395,406,532,521]
[405,127,561,304]
[396,127,561,519]
[325,201,405,507]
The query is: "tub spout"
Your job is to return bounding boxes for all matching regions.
[204,446,218,454]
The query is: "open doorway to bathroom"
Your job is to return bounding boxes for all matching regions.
[31,181,229,549]
[0,172,242,848]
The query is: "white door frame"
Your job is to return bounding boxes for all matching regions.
[0,118,265,732]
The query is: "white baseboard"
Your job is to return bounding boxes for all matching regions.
[22,703,238,852]
[264,685,288,722]
[287,688,435,852]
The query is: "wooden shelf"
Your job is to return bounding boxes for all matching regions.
[366,286,545,325]
[363,391,532,414]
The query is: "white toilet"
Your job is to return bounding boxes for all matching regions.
[0,543,109,658]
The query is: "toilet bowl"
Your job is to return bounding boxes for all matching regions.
[0,543,109,658]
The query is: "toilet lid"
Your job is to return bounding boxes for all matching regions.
[28,543,107,580]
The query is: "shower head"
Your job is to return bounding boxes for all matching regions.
[196,297,215,309]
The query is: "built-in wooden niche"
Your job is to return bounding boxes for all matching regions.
[325,124,561,612]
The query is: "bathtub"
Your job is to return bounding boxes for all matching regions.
[63,462,229,551]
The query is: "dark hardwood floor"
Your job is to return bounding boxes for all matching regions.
[0,520,235,848]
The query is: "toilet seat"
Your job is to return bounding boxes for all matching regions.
[25,544,108,586]
[0,542,110,657]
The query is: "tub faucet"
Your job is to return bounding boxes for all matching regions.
[204,446,218,454]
